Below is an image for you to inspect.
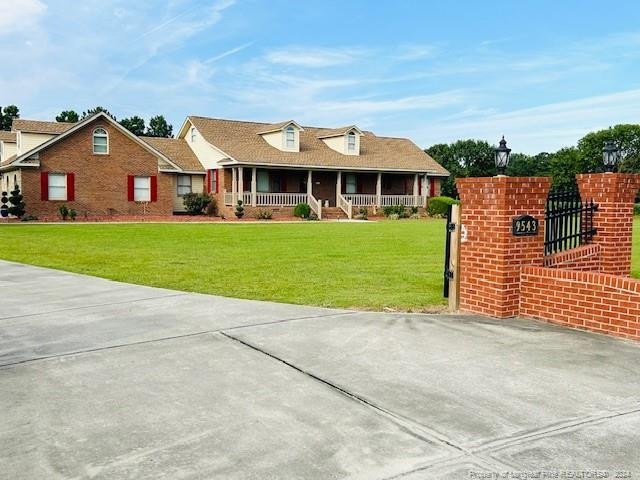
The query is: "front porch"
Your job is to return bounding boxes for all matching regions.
[223,167,432,218]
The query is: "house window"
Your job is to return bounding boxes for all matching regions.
[285,126,295,149]
[48,173,67,200]
[210,170,217,193]
[345,174,357,194]
[93,128,108,154]
[191,127,196,142]
[134,176,151,201]
[257,170,269,192]
[177,175,192,196]
[347,132,356,152]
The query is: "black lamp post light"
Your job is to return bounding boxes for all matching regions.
[602,140,620,173]
[494,136,511,176]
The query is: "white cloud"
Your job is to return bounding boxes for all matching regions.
[395,44,438,61]
[264,46,366,67]
[0,0,46,35]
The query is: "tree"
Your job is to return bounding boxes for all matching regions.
[146,115,173,138]
[577,124,640,175]
[547,147,586,190]
[120,116,146,136]
[506,152,551,177]
[81,106,116,120]
[56,110,79,123]
[1,105,19,131]
[7,184,26,218]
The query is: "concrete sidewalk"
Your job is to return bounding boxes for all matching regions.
[1,260,639,479]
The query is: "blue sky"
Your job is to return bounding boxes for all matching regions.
[1,0,640,153]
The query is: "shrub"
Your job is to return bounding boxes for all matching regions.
[1,191,8,218]
[21,215,38,222]
[635,204,640,216]
[382,205,408,218]
[410,206,418,215]
[183,193,211,215]
[235,200,245,219]
[69,209,77,221]
[255,209,273,220]
[388,213,400,220]
[307,212,319,221]
[58,204,69,220]
[7,185,26,218]
[357,207,368,220]
[205,197,218,217]
[427,196,460,217]
[294,202,311,218]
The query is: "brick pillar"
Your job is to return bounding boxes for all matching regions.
[576,173,640,277]
[457,177,551,318]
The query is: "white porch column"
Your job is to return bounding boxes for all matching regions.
[231,167,237,203]
[251,167,257,206]
[336,171,342,205]
[238,167,244,202]
[307,170,313,196]
[376,172,382,206]
[413,173,419,206]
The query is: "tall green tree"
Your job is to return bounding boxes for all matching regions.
[1,105,19,131]
[506,152,551,177]
[146,115,173,138]
[547,147,587,190]
[426,139,495,198]
[55,110,79,123]
[577,124,640,174]
[81,106,116,120]
[120,116,146,136]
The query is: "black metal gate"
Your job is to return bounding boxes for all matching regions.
[443,204,454,298]
[544,188,598,256]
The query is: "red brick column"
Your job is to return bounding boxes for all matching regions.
[457,177,551,318]
[576,173,640,277]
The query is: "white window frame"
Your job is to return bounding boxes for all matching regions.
[285,126,296,149]
[210,170,217,193]
[93,127,109,155]
[190,127,196,142]
[347,132,356,152]
[177,175,192,197]
[134,176,151,202]
[48,173,67,201]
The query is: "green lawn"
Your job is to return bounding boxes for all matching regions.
[1,219,638,311]
[0,221,448,311]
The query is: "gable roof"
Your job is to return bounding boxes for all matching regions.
[188,116,449,174]
[256,120,304,135]
[12,119,76,135]
[3,112,183,172]
[140,137,204,172]
[316,125,363,139]
[0,131,16,142]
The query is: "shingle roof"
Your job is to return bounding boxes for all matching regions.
[0,154,17,167]
[11,119,76,134]
[140,137,204,172]
[255,120,301,135]
[188,116,449,174]
[0,131,16,142]
[316,126,360,139]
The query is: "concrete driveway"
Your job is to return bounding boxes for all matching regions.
[1,260,639,479]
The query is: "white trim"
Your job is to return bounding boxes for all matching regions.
[216,160,448,175]
[92,127,109,155]
[179,118,235,162]
[256,120,305,135]
[316,125,364,139]
[12,112,183,172]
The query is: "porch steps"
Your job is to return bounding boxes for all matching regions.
[321,207,348,220]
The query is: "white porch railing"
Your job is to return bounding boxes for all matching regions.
[225,192,310,207]
[308,193,322,219]
[337,194,353,219]
[342,194,427,207]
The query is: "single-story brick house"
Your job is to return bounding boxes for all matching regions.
[0,112,448,219]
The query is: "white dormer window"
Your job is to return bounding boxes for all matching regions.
[93,128,108,154]
[191,127,196,142]
[285,126,295,149]
[347,132,356,152]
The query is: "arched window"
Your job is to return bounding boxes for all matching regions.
[285,125,295,149]
[13,174,17,189]
[347,132,356,152]
[191,127,196,142]
[93,128,108,154]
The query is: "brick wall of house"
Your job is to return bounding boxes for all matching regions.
[543,244,602,271]
[19,119,174,218]
[520,266,640,341]
[456,176,551,318]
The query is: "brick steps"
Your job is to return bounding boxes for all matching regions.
[321,207,348,220]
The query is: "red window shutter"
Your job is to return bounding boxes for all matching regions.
[127,175,134,201]
[150,176,158,202]
[206,170,211,193]
[40,172,48,201]
[215,169,219,193]
[67,173,75,201]
[429,178,436,197]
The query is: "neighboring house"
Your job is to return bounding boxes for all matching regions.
[174,117,448,218]
[0,112,449,219]
[0,113,200,218]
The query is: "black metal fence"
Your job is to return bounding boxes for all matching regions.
[544,188,598,256]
